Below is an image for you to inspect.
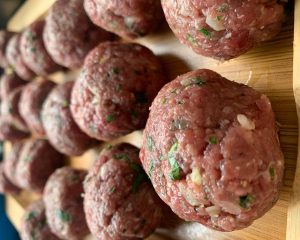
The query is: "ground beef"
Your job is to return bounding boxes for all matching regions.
[71,42,166,141]
[84,143,163,240]
[3,142,24,187]
[43,0,113,69]
[0,163,20,194]
[15,139,64,193]
[0,87,30,142]
[0,30,14,68]
[19,78,56,136]
[20,20,60,76]
[20,199,60,240]
[6,34,35,80]
[0,72,27,101]
[44,167,89,240]
[140,69,284,231]
[161,0,284,60]
[42,81,97,156]
[84,0,163,39]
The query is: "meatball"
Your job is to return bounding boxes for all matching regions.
[0,163,20,194]
[43,0,112,69]
[20,20,60,76]
[71,42,166,141]
[3,142,24,187]
[140,69,284,231]
[0,30,14,68]
[84,0,163,39]
[0,72,27,101]
[20,200,59,240]
[84,143,163,239]
[44,167,89,240]
[6,34,34,80]
[42,81,97,156]
[15,139,64,193]
[0,87,30,142]
[19,78,56,136]
[161,0,284,60]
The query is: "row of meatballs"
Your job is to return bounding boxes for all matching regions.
[1,141,166,240]
[0,0,286,81]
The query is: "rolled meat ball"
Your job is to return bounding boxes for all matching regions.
[0,163,20,194]
[0,30,14,68]
[19,78,56,136]
[161,0,284,60]
[84,143,163,240]
[42,81,97,156]
[44,167,89,240]
[20,199,60,240]
[0,87,30,142]
[0,72,27,101]
[71,42,166,141]
[84,0,163,39]
[6,34,34,80]
[140,69,284,231]
[20,20,61,76]
[15,139,64,193]
[43,0,113,69]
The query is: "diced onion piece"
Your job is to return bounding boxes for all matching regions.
[205,15,225,31]
[237,114,255,130]
[99,166,106,179]
[191,168,202,185]
[178,184,201,206]
[206,205,221,217]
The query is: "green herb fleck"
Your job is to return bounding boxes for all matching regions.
[159,155,164,161]
[216,15,222,21]
[168,141,181,180]
[199,28,211,38]
[29,47,36,53]
[114,153,129,161]
[26,211,37,221]
[56,209,72,222]
[132,171,148,193]
[37,218,47,229]
[172,119,187,130]
[106,114,116,123]
[148,160,155,177]
[209,136,218,145]
[181,77,206,87]
[106,144,113,150]
[147,136,154,151]
[109,186,116,193]
[135,92,148,104]
[187,34,197,45]
[239,194,255,209]
[62,99,69,108]
[269,166,275,180]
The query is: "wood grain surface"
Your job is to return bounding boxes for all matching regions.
[5,1,298,240]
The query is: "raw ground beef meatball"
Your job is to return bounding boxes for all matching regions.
[71,42,166,141]
[44,167,89,240]
[15,139,64,193]
[0,30,14,68]
[6,34,35,80]
[161,0,284,60]
[0,163,20,194]
[20,200,60,240]
[84,143,163,240]
[0,87,30,142]
[19,78,56,136]
[140,69,284,231]
[84,0,163,39]
[42,81,97,156]
[20,20,60,76]
[3,142,24,187]
[43,0,113,69]
[0,72,27,100]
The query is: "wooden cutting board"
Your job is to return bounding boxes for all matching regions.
[5,1,299,240]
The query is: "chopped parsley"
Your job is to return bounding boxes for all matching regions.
[26,211,37,221]
[239,194,255,208]
[132,171,148,193]
[62,99,69,108]
[162,98,167,104]
[209,136,218,145]
[269,166,275,180]
[216,15,222,21]
[181,77,206,87]
[106,144,113,150]
[199,28,211,38]
[187,34,197,45]
[172,119,187,130]
[147,136,154,151]
[168,141,181,180]
[106,114,116,123]
[148,160,155,178]
[109,186,116,193]
[129,162,142,172]
[114,153,129,161]
[56,209,72,222]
